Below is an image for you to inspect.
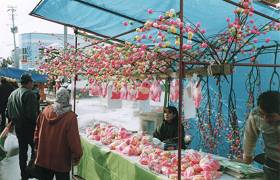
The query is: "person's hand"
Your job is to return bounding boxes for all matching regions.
[242,154,253,164]
[72,158,80,166]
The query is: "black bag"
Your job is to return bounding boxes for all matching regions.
[26,160,43,179]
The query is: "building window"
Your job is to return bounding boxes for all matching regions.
[22,48,28,62]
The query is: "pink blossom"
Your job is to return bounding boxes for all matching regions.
[201,43,208,48]
[226,18,230,23]
[249,19,254,24]
[158,15,164,20]
[148,35,153,39]
[123,21,129,26]
[265,38,270,43]
[147,8,154,14]
[253,38,258,43]
[200,29,206,34]
[183,44,192,50]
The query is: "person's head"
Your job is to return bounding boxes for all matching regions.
[20,74,33,89]
[0,77,7,84]
[163,106,178,123]
[257,91,280,122]
[55,87,70,107]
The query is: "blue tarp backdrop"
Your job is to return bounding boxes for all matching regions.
[0,67,48,83]
[30,0,280,158]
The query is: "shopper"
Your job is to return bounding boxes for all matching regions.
[34,87,82,180]
[153,106,186,149]
[7,74,38,180]
[0,77,14,132]
[243,91,280,179]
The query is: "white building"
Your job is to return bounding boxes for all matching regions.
[18,33,88,70]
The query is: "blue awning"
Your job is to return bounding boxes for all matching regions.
[0,67,48,83]
[30,0,280,43]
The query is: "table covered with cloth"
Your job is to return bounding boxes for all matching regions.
[75,135,256,180]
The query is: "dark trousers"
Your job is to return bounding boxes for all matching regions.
[15,128,35,179]
[264,165,280,180]
[263,158,280,180]
[37,166,70,180]
[0,110,6,132]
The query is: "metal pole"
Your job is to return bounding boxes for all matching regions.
[178,0,184,179]
[73,29,78,113]
[64,26,68,52]
[183,62,280,67]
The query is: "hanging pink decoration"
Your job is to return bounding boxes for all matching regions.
[149,80,162,102]
[90,81,101,96]
[192,82,202,109]
[170,79,179,102]
[101,82,108,97]
[111,83,121,99]
[136,80,151,100]
[120,84,128,100]
[127,83,137,100]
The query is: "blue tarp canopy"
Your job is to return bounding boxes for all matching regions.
[0,67,48,83]
[30,0,280,44]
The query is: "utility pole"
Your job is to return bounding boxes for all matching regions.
[64,25,68,52]
[7,6,17,51]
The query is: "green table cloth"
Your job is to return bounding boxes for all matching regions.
[76,137,164,180]
[76,136,261,180]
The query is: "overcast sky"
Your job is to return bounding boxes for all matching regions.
[0,0,70,58]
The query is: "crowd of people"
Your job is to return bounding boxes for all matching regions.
[0,74,279,180]
[0,75,82,180]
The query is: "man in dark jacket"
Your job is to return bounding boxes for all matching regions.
[7,74,39,180]
[0,78,14,132]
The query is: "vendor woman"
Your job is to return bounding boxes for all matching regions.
[153,106,186,149]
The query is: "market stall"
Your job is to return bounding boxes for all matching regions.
[30,0,280,179]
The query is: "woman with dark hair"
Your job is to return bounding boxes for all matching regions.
[243,91,280,180]
[153,106,186,149]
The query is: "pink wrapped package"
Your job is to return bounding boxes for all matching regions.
[199,155,220,171]
[139,156,149,165]
[118,128,131,139]
[128,145,141,156]
[161,166,176,175]
[116,141,128,152]
[170,79,179,102]
[127,84,136,100]
[109,140,122,150]
[201,171,222,180]
[150,80,162,102]
[90,81,102,96]
[101,137,112,145]
[101,82,108,97]
[136,80,151,100]
[192,82,202,109]
[185,150,202,164]
[183,166,195,178]
[111,83,121,99]
[122,145,130,154]
[193,164,203,173]
[120,84,128,100]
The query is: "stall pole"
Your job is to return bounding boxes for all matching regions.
[73,29,78,113]
[71,28,78,180]
[178,0,184,179]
